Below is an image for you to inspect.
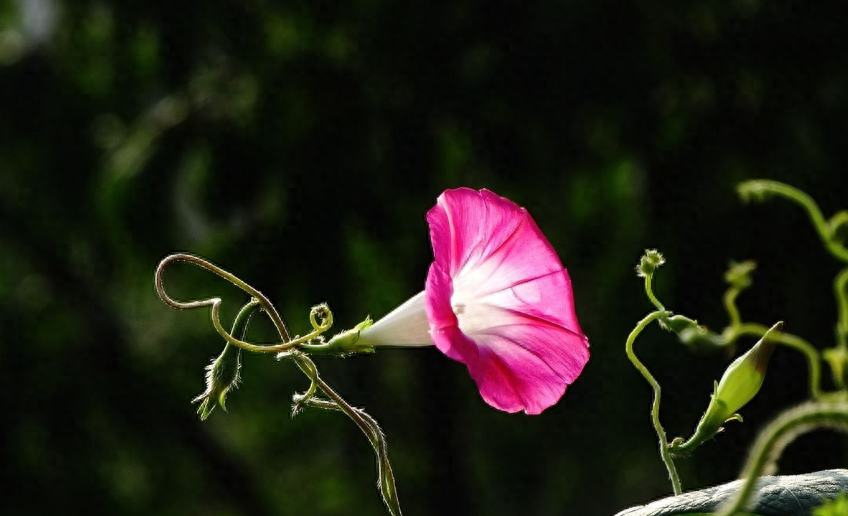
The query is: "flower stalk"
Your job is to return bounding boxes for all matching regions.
[625,310,682,495]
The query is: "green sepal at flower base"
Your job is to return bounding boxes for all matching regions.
[193,343,242,420]
[672,322,781,456]
[311,317,375,355]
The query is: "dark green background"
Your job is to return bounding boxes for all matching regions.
[1,1,847,515]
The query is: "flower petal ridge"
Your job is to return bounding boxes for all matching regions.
[424,188,589,414]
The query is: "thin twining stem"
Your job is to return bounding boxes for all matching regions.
[290,351,403,516]
[723,287,743,330]
[644,273,665,312]
[741,180,848,263]
[155,253,301,352]
[714,401,848,516]
[626,310,682,495]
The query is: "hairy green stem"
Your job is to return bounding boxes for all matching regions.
[626,310,682,495]
[157,253,398,514]
[156,253,315,352]
[714,401,848,516]
[290,352,403,516]
[644,274,666,312]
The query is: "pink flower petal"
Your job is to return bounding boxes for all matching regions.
[425,188,589,414]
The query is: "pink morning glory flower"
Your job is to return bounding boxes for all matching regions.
[357,188,589,414]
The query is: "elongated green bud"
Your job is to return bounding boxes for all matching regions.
[674,322,781,454]
[707,322,779,421]
[192,300,258,420]
[193,344,242,420]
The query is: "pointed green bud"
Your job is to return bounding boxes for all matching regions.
[694,322,781,438]
[724,260,757,290]
[636,249,665,278]
[193,344,242,420]
[661,314,726,353]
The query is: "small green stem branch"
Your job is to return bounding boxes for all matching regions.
[645,274,665,312]
[626,310,682,495]
[723,287,743,330]
[723,323,822,400]
[740,180,848,263]
[714,401,848,516]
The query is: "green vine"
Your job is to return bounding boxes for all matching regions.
[155,253,403,516]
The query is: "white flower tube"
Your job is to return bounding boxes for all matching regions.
[358,291,433,347]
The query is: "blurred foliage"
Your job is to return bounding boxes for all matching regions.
[1,0,847,515]
[814,494,848,516]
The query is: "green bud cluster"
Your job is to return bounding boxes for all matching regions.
[636,249,665,278]
[724,260,757,290]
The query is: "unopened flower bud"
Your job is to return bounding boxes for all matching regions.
[691,322,781,440]
[636,249,665,278]
[193,344,242,420]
